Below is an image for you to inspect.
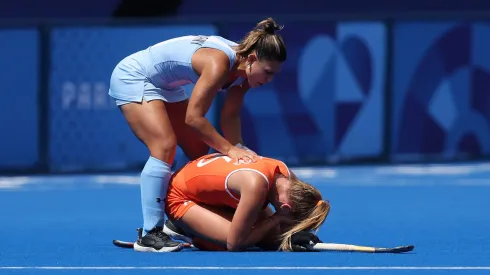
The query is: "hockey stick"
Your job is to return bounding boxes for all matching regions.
[113,239,413,253]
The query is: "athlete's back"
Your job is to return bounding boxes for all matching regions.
[170,153,290,209]
[133,35,239,90]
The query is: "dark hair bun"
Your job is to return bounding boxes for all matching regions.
[256,17,283,34]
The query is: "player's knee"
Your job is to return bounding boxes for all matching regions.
[147,131,177,161]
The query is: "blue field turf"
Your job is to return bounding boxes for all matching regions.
[1,163,489,274]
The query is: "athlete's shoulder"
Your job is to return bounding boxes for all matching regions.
[201,36,238,67]
[207,35,239,47]
[259,157,291,178]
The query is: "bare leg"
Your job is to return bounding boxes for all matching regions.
[119,99,181,251]
[165,100,210,160]
[175,204,279,251]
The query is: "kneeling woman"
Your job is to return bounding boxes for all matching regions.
[165,153,330,251]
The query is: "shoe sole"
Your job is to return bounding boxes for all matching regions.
[133,242,184,252]
[163,224,193,244]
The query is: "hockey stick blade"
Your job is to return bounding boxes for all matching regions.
[113,239,134,249]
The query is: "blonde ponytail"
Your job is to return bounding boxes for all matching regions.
[277,179,331,251]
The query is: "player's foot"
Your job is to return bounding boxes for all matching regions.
[134,227,184,252]
[163,219,193,244]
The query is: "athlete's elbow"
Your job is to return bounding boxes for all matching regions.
[185,114,201,128]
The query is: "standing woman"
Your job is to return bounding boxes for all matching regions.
[108,17,287,252]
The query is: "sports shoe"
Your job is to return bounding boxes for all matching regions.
[134,227,184,252]
[163,220,193,244]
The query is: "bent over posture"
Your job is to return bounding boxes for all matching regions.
[108,17,287,252]
[164,153,330,251]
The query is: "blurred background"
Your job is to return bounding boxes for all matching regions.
[1,0,490,175]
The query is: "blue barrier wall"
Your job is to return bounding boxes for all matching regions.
[391,22,490,162]
[2,19,490,173]
[178,0,490,15]
[0,29,39,169]
[0,0,119,18]
[3,0,490,18]
[224,22,386,164]
[48,25,218,172]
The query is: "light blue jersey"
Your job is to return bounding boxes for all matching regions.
[109,35,245,105]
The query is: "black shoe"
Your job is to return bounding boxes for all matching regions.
[163,220,193,244]
[134,227,183,252]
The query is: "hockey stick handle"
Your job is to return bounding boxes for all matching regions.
[311,243,375,252]
[310,243,414,253]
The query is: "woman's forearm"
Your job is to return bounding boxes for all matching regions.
[186,115,233,154]
[221,114,243,146]
[227,216,279,251]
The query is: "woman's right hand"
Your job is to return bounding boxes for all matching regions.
[227,145,258,163]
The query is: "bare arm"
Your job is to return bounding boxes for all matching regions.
[226,172,273,251]
[185,50,234,154]
[258,205,275,220]
[220,83,249,146]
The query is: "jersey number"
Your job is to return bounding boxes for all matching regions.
[196,154,251,167]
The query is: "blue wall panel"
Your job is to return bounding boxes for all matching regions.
[3,0,490,19]
[0,29,39,169]
[391,22,490,161]
[178,0,490,15]
[225,22,386,164]
[49,25,218,172]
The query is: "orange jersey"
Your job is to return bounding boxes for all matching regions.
[166,153,290,220]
